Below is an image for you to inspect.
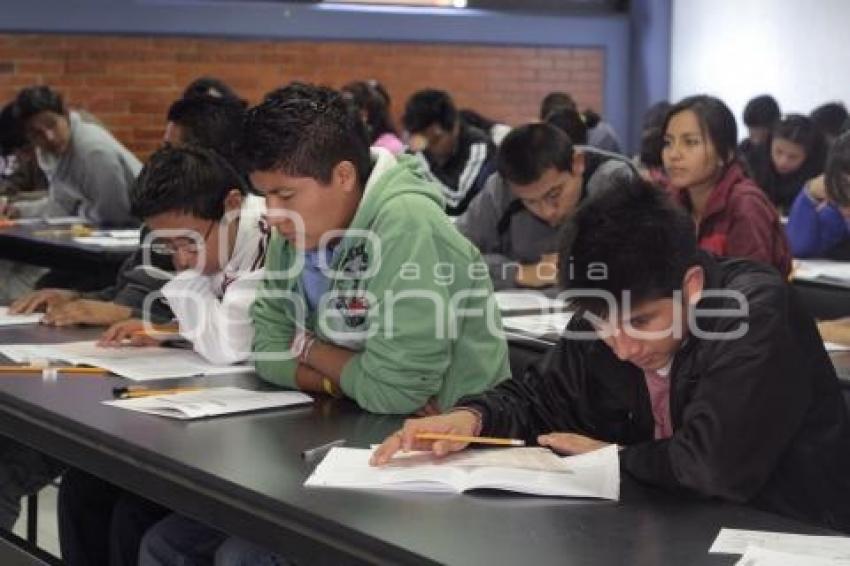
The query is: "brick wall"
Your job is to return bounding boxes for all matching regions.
[0,34,605,158]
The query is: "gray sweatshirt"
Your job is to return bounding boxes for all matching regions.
[17,111,141,227]
[455,148,634,290]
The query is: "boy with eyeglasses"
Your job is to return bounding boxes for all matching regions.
[97,144,269,365]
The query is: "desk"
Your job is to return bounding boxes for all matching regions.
[0,325,838,565]
[0,224,135,291]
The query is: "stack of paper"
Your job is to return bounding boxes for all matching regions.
[0,306,42,327]
[0,341,251,381]
[104,386,312,419]
[305,444,619,500]
[710,529,850,565]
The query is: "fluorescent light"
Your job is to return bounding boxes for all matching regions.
[326,0,465,7]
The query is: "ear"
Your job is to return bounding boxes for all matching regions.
[682,265,705,305]
[223,189,243,213]
[571,150,586,177]
[333,161,360,193]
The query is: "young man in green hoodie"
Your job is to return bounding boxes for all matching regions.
[137,83,510,565]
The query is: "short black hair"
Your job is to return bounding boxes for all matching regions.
[544,107,588,145]
[497,123,574,185]
[13,86,66,124]
[811,102,849,140]
[664,95,738,165]
[560,175,699,317]
[0,102,26,155]
[540,91,577,120]
[743,95,781,128]
[826,132,850,206]
[341,80,398,143]
[773,114,827,170]
[166,95,247,165]
[241,83,371,185]
[639,101,672,168]
[402,89,457,134]
[131,145,246,221]
[182,76,241,102]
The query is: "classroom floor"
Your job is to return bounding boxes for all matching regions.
[12,484,61,559]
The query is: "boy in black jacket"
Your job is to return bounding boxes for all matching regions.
[374,176,850,533]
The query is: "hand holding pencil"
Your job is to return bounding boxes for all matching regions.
[370,410,519,466]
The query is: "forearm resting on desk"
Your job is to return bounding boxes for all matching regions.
[296,340,356,396]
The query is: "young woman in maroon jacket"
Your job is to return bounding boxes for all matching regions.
[661,95,791,277]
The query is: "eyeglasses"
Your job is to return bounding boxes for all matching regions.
[149,220,216,256]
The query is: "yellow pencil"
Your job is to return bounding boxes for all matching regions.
[113,386,203,399]
[414,433,525,447]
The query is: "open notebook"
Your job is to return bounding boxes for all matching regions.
[305,445,619,500]
[0,341,250,380]
[0,306,42,327]
[104,387,312,419]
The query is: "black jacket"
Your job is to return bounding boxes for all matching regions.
[460,254,850,532]
[418,123,496,216]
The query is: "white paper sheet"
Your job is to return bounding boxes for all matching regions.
[710,529,850,561]
[104,386,312,419]
[0,341,251,381]
[825,341,850,352]
[494,291,567,313]
[0,306,42,327]
[44,216,88,226]
[502,311,574,337]
[793,260,850,285]
[735,545,850,566]
[305,445,620,500]
[72,236,138,248]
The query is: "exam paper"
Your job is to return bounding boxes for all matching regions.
[44,216,88,226]
[73,236,138,248]
[502,311,574,338]
[793,260,850,285]
[0,306,42,327]
[0,341,251,381]
[710,529,850,561]
[104,387,312,419]
[493,291,566,313]
[734,545,850,566]
[306,445,620,500]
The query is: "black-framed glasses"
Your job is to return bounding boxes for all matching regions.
[149,220,216,256]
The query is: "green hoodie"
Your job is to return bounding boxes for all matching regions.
[251,150,510,414]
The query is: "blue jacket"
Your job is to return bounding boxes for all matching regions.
[786,189,849,257]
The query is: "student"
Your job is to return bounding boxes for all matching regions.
[9,94,247,328]
[402,88,496,215]
[540,91,622,154]
[636,100,672,188]
[811,102,849,148]
[137,83,510,566]
[662,95,792,276]
[786,131,850,258]
[459,108,512,146]
[456,122,633,290]
[97,145,268,361]
[181,76,242,102]
[1,85,140,226]
[342,80,404,155]
[738,94,781,167]
[0,102,47,199]
[749,114,827,213]
[374,177,850,534]
[57,144,269,566]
